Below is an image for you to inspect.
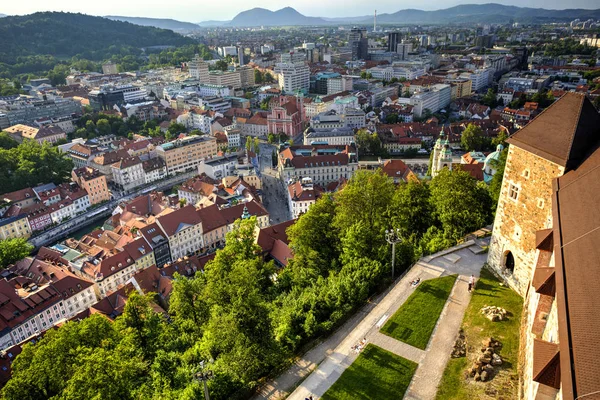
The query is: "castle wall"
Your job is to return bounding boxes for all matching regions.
[487,145,563,296]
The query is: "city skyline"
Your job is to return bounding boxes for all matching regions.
[2,0,600,23]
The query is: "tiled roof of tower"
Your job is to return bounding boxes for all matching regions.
[506,92,600,170]
[553,145,600,398]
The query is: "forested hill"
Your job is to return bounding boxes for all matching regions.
[0,12,195,63]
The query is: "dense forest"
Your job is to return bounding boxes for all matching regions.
[2,168,494,399]
[0,12,210,82]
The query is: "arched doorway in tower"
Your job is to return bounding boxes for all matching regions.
[503,250,515,274]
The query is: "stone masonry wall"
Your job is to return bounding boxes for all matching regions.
[487,145,563,296]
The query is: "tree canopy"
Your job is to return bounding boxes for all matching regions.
[0,238,34,269]
[0,139,74,194]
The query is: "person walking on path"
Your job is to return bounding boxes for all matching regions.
[468,275,475,292]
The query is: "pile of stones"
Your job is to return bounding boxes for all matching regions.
[480,305,508,322]
[451,329,466,358]
[467,337,503,382]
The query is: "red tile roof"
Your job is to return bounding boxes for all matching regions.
[156,205,202,237]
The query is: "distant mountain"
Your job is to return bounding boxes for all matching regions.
[210,3,600,27]
[0,12,195,62]
[228,7,327,27]
[0,14,7,18]
[105,15,200,31]
[372,4,600,24]
[197,20,230,27]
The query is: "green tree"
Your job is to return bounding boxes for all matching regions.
[0,132,19,149]
[254,69,263,84]
[429,168,493,240]
[168,122,187,136]
[390,181,433,242]
[334,169,395,236]
[482,88,498,108]
[0,238,34,268]
[96,118,111,136]
[461,123,486,151]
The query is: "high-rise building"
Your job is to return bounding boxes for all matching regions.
[348,28,368,61]
[189,54,210,84]
[274,62,310,93]
[238,66,255,88]
[238,46,245,66]
[396,41,413,60]
[388,32,400,53]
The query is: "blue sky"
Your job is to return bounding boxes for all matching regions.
[2,0,599,22]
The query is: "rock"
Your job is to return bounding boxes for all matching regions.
[475,373,481,381]
[486,347,495,353]
[479,355,492,364]
[481,370,489,381]
[492,353,503,366]
[484,364,494,373]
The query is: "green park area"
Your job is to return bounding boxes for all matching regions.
[381,274,457,349]
[436,267,523,400]
[322,344,417,400]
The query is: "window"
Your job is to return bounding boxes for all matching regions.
[522,169,530,179]
[508,183,520,201]
[537,199,545,209]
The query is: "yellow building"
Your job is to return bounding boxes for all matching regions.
[446,78,472,99]
[71,167,111,205]
[0,214,32,240]
[155,136,218,175]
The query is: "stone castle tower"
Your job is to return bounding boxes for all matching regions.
[431,129,453,177]
[488,93,600,296]
[490,93,600,400]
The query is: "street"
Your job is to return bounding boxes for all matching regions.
[257,142,292,224]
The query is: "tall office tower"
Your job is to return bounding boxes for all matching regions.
[348,28,368,61]
[388,32,400,53]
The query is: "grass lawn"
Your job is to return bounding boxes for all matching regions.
[435,267,523,400]
[380,274,457,349]
[321,344,417,400]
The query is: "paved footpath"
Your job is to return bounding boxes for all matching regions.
[404,274,473,400]
[285,263,445,400]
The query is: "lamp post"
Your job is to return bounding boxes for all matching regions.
[194,360,214,400]
[385,228,402,280]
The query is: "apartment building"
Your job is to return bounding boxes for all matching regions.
[155,136,218,175]
[71,167,110,205]
[287,178,322,218]
[110,156,145,193]
[238,66,256,88]
[178,175,217,205]
[139,223,171,268]
[122,237,156,271]
[0,215,32,240]
[188,54,210,83]
[279,144,359,186]
[156,205,204,260]
[0,259,96,350]
[209,70,242,89]
[142,158,167,184]
[0,97,81,128]
[274,62,310,93]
